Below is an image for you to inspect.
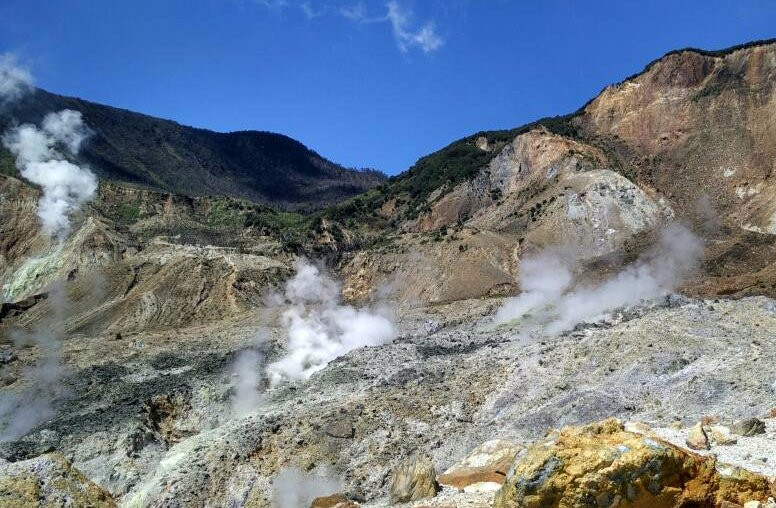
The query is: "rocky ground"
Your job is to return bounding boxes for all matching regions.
[3,289,776,507]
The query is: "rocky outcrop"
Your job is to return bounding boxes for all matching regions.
[0,453,116,507]
[576,44,776,240]
[686,421,711,450]
[494,419,772,508]
[341,228,518,304]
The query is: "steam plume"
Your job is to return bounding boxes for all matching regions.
[495,224,703,334]
[230,347,265,418]
[0,53,33,104]
[271,467,341,508]
[266,260,396,386]
[494,251,574,324]
[0,283,69,442]
[0,59,99,442]
[2,110,97,239]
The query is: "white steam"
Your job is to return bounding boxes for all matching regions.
[266,260,396,386]
[0,283,68,442]
[271,467,341,508]
[494,251,574,324]
[495,224,703,334]
[0,58,98,442]
[0,53,33,103]
[230,347,265,418]
[2,110,97,239]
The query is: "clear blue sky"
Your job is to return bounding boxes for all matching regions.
[1,1,774,175]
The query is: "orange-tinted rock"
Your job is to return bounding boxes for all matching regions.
[438,439,521,493]
[493,418,772,508]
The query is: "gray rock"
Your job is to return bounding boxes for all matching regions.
[0,349,17,365]
[324,418,354,439]
[729,418,767,437]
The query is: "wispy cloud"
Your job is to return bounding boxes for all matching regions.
[385,1,443,53]
[339,2,369,21]
[248,0,445,53]
[340,1,444,53]
[252,0,289,8]
[300,1,328,19]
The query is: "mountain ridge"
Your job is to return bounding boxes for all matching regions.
[0,88,385,211]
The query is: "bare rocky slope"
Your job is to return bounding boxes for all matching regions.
[2,40,776,507]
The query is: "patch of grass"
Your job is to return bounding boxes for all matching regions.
[116,203,140,223]
[206,198,244,227]
[244,207,313,248]
[0,148,17,177]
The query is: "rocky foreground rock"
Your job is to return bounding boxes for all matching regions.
[494,419,773,508]
[0,453,116,507]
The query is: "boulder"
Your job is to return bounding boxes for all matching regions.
[710,427,739,446]
[310,493,358,508]
[493,418,772,508]
[390,454,439,503]
[730,418,767,437]
[686,421,711,450]
[437,439,521,493]
[324,418,354,439]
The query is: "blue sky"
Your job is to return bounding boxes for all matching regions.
[1,1,774,175]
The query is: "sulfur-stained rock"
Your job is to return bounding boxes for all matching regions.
[493,418,772,508]
[390,454,439,503]
[437,439,521,493]
[0,452,116,508]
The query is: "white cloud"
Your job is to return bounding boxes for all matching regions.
[247,0,445,53]
[300,1,328,18]
[252,0,289,8]
[386,1,443,53]
[339,2,365,20]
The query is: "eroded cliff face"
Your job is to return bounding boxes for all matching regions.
[0,176,292,337]
[576,44,776,234]
[342,42,776,304]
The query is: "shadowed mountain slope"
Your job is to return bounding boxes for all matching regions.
[0,88,385,210]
